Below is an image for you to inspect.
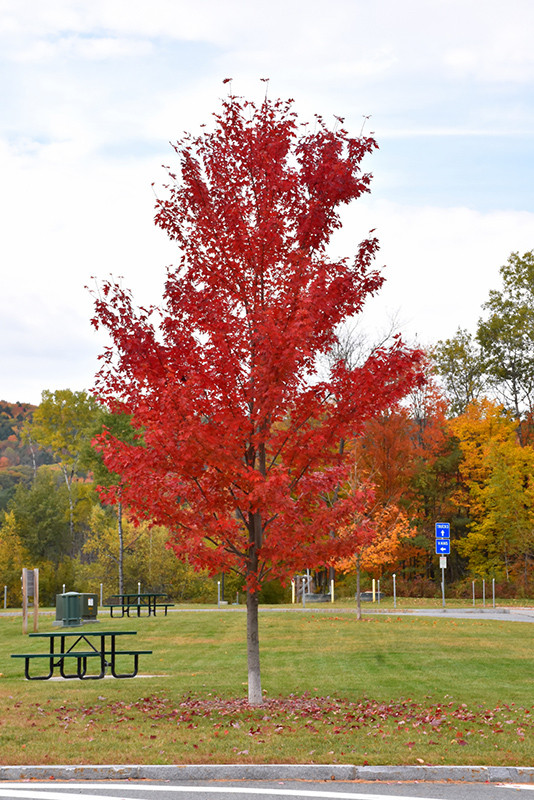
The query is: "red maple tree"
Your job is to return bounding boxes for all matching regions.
[91,92,423,704]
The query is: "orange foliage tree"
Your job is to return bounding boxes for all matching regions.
[336,501,415,617]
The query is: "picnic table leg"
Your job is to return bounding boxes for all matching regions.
[22,636,56,680]
[77,633,106,679]
[24,656,54,681]
[109,635,140,678]
[57,635,84,679]
[60,658,83,679]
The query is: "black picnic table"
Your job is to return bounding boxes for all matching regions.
[11,629,151,681]
[106,592,173,617]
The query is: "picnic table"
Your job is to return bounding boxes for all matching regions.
[105,592,174,617]
[11,630,151,681]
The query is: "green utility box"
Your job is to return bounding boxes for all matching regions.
[79,593,98,621]
[55,592,82,627]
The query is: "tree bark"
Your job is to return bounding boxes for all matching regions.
[117,497,124,595]
[356,557,362,621]
[62,464,75,550]
[246,587,262,705]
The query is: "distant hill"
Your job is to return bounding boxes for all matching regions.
[0,401,35,466]
[0,400,54,510]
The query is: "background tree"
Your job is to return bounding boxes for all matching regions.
[25,389,100,551]
[92,92,423,704]
[337,497,415,619]
[0,510,29,605]
[432,328,486,416]
[451,398,534,587]
[80,408,135,593]
[451,399,518,579]
[0,400,48,510]
[476,438,534,589]
[6,467,70,563]
[476,251,534,433]
[319,315,405,590]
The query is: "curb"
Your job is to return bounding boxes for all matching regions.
[1,764,534,783]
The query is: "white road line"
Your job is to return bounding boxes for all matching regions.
[0,791,124,800]
[0,784,450,800]
[499,787,534,791]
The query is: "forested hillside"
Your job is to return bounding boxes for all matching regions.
[0,400,54,509]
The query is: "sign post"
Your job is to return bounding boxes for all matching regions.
[435,523,450,609]
[22,568,39,634]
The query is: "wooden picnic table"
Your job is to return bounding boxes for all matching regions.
[11,629,151,681]
[106,592,173,617]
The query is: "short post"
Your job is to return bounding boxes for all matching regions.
[217,580,221,608]
[62,584,65,594]
[100,583,103,605]
[483,579,486,607]
[372,578,376,602]
[22,568,39,634]
[393,573,396,609]
[302,576,306,609]
[472,580,475,607]
[137,581,141,604]
[441,565,446,609]
[33,569,39,633]
[377,579,381,605]
[291,580,295,604]
[22,571,28,635]
[3,585,6,609]
[492,578,495,608]
[330,579,334,603]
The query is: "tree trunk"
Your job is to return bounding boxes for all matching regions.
[356,558,362,621]
[246,588,262,705]
[28,437,37,481]
[62,464,75,550]
[117,498,124,595]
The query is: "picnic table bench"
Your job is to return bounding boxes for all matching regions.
[104,592,174,617]
[11,630,151,681]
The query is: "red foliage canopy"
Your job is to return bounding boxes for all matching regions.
[91,94,423,590]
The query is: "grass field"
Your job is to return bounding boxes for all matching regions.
[0,605,533,766]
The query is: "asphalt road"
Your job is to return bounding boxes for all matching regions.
[0,781,533,800]
[2,606,534,623]
[370,607,534,622]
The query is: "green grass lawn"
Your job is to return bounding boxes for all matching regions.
[0,606,533,766]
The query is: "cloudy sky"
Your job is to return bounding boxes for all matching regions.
[1,0,533,404]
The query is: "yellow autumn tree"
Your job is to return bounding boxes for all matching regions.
[469,438,534,585]
[450,398,534,585]
[0,511,30,605]
[450,398,517,524]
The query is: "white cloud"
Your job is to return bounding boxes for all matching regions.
[13,34,153,63]
[1,0,533,403]
[335,200,534,346]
